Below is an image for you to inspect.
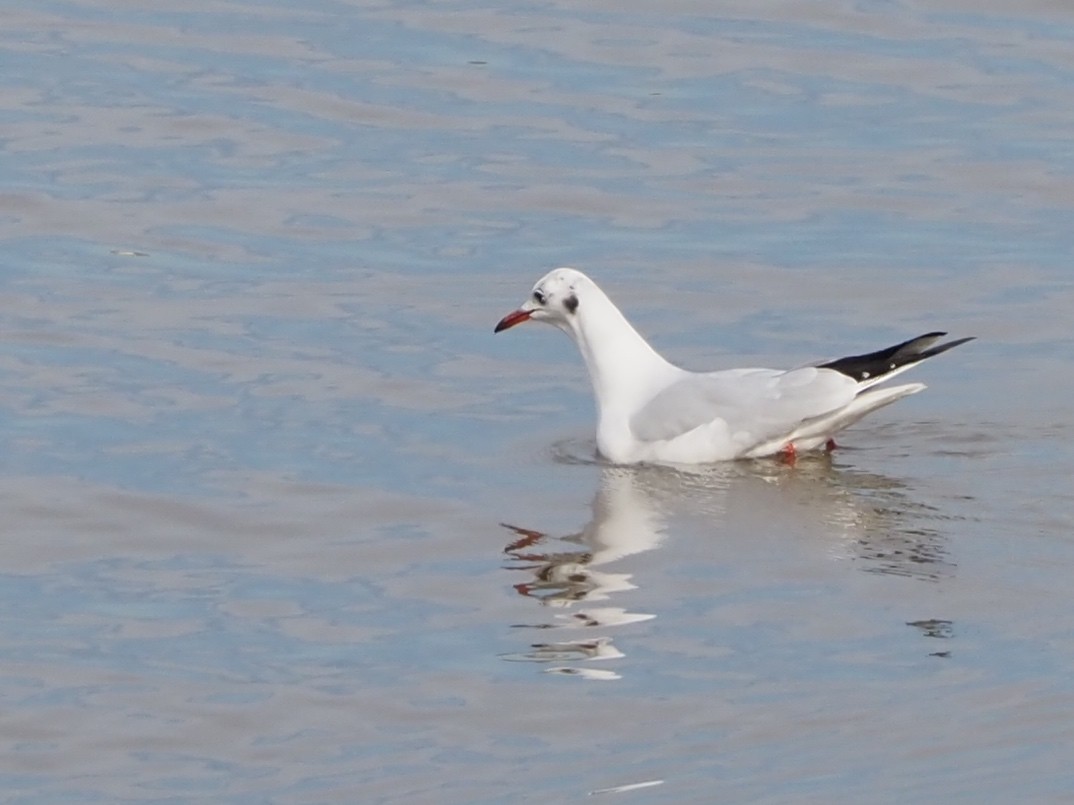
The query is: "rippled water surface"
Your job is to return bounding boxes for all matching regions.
[2,1,1074,802]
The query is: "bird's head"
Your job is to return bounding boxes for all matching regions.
[494,267,592,335]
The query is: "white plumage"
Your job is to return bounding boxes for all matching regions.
[495,268,972,464]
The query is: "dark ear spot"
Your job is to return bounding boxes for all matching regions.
[564,293,579,314]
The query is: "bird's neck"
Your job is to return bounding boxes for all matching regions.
[570,291,677,424]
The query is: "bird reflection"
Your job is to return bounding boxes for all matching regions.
[503,467,666,606]
[501,453,959,678]
[501,467,664,679]
[766,456,956,580]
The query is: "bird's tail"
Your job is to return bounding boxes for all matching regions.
[818,332,975,390]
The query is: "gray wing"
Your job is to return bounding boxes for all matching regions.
[630,366,859,444]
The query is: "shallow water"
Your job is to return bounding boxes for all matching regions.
[2,1,1074,802]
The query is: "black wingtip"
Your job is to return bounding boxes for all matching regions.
[919,335,975,361]
[820,332,974,383]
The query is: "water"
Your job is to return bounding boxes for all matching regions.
[2,0,1073,802]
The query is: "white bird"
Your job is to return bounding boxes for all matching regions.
[494,268,973,464]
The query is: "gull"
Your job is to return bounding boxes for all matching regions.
[494,268,973,464]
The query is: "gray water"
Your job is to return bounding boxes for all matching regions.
[2,1,1074,802]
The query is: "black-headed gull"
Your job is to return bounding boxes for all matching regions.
[495,267,973,464]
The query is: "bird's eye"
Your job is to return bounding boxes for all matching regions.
[532,290,546,305]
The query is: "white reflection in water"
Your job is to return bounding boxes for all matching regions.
[500,467,663,677]
[589,779,665,796]
[502,453,961,677]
